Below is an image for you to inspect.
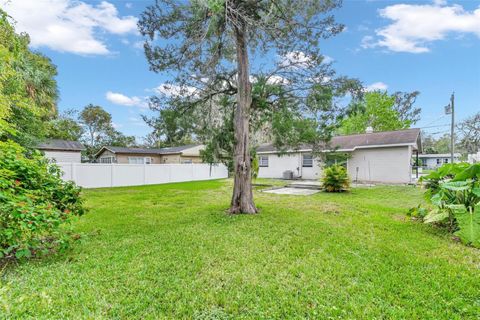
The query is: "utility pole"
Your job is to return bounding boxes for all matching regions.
[445,92,455,164]
[450,92,455,164]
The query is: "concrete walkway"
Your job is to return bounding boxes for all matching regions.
[262,187,320,195]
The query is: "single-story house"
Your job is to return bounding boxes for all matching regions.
[417,153,461,169]
[257,128,422,184]
[467,151,480,164]
[94,144,205,164]
[37,139,85,163]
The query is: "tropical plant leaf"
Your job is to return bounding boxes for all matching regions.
[424,209,449,224]
[430,193,443,206]
[453,204,480,248]
[472,188,480,197]
[441,181,470,191]
[453,163,480,182]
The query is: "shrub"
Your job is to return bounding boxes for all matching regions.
[413,163,480,247]
[321,164,350,192]
[0,140,86,259]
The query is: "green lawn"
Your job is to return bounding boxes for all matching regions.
[1,179,479,319]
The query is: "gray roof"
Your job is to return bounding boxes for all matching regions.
[257,128,421,153]
[96,144,200,157]
[37,139,85,151]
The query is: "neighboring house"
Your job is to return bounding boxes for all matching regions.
[417,153,461,169]
[467,151,480,164]
[257,128,422,184]
[94,144,205,164]
[37,139,85,163]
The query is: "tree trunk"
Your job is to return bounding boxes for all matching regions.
[230,21,258,214]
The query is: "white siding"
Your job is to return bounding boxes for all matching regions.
[347,146,412,184]
[43,150,81,163]
[257,153,322,179]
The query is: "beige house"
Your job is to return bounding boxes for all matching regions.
[257,128,422,184]
[94,144,205,164]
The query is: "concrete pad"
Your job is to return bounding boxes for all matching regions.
[288,180,321,187]
[263,187,320,195]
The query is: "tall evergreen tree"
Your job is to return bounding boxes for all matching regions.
[139,0,359,213]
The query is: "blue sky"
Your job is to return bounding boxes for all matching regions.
[2,0,479,141]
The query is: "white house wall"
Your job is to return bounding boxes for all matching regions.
[347,146,412,183]
[257,153,322,179]
[43,150,81,163]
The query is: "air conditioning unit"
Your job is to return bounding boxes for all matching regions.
[283,170,294,180]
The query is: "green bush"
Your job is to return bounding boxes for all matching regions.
[321,164,350,192]
[0,140,86,259]
[414,163,480,247]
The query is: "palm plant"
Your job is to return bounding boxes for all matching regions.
[321,164,350,192]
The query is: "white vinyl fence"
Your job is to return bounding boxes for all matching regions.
[57,163,228,188]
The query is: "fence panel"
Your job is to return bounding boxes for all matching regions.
[57,163,228,188]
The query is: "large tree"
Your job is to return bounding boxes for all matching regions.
[79,104,135,160]
[457,112,480,154]
[139,0,359,213]
[0,9,59,147]
[340,91,421,135]
[46,110,84,141]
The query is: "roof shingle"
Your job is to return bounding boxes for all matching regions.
[257,128,421,153]
[37,139,85,151]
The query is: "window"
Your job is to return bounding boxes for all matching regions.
[181,159,193,164]
[259,156,269,167]
[100,156,114,163]
[421,159,427,166]
[128,157,152,164]
[436,158,441,165]
[302,154,313,167]
[444,158,449,164]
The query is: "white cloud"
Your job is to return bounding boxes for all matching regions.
[125,2,133,9]
[266,75,289,85]
[280,51,333,68]
[370,3,480,53]
[365,82,388,91]
[280,51,314,68]
[2,0,138,55]
[106,91,147,108]
[154,84,198,97]
[322,55,334,64]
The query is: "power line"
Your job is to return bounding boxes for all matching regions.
[419,124,450,129]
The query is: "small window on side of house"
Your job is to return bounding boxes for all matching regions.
[302,154,313,167]
[259,156,269,167]
[436,158,441,165]
[444,158,449,164]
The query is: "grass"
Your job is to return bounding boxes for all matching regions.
[1,179,480,319]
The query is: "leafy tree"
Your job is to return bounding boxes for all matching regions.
[422,134,454,154]
[457,112,480,154]
[340,91,418,135]
[139,1,359,213]
[46,110,84,141]
[0,9,58,147]
[79,104,135,160]
[143,102,196,147]
[392,91,421,125]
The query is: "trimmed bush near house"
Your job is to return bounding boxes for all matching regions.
[0,140,86,259]
[321,164,350,192]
